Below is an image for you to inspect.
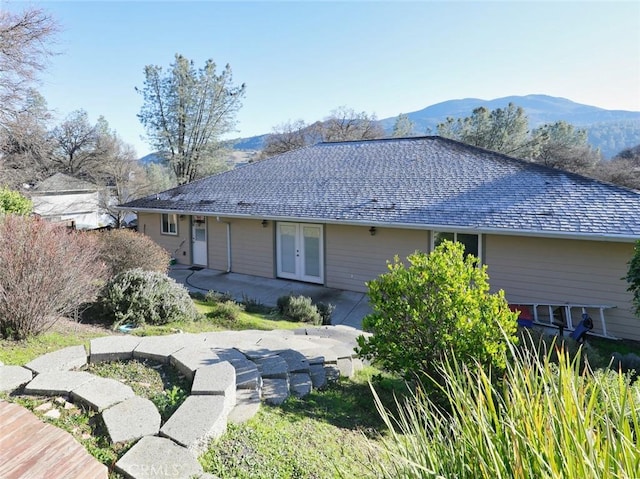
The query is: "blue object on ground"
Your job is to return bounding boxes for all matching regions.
[570,314,594,341]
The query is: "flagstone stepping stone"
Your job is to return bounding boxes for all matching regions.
[160,395,227,455]
[102,396,161,444]
[89,335,143,363]
[0,365,32,392]
[169,347,221,382]
[24,345,87,374]
[262,378,289,405]
[228,357,261,390]
[71,376,135,411]
[115,435,204,479]
[309,363,327,389]
[277,349,310,373]
[337,357,358,378]
[133,333,205,364]
[191,362,236,413]
[325,363,341,382]
[252,355,289,379]
[227,389,261,424]
[290,372,312,397]
[24,371,94,396]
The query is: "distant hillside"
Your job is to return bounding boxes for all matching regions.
[233,94,640,159]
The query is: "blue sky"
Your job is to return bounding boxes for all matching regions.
[5,0,640,157]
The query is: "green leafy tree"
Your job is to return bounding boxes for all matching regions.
[356,241,518,380]
[0,187,32,215]
[138,54,246,184]
[531,121,601,174]
[391,113,415,137]
[625,239,640,317]
[437,103,532,157]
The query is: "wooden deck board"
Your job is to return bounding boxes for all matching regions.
[0,400,107,479]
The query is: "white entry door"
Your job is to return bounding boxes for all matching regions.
[277,222,323,284]
[192,218,207,266]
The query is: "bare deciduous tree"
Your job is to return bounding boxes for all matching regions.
[323,106,385,142]
[261,107,385,158]
[0,7,58,127]
[0,89,54,187]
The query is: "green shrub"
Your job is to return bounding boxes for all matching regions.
[97,269,199,327]
[0,187,32,215]
[316,302,335,325]
[357,241,518,381]
[207,300,244,321]
[277,295,321,324]
[371,337,640,479]
[204,290,234,304]
[96,228,171,278]
[241,294,269,314]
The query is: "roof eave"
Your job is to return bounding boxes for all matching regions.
[118,206,639,243]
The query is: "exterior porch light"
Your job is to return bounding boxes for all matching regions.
[261,219,268,227]
[369,226,376,236]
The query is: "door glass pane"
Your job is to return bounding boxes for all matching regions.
[303,226,320,277]
[194,227,206,241]
[457,234,479,258]
[433,231,454,248]
[280,225,296,274]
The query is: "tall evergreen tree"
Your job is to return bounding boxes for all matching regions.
[137,54,246,184]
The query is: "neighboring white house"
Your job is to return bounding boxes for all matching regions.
[30,173,113,229]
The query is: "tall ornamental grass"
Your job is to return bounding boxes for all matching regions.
[372,336,640,479]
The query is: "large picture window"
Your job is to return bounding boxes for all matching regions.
[161,213,178,235]
[433,231,480,260]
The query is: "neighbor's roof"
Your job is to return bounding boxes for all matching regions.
[121,136,640,241]
[33,173,98,193]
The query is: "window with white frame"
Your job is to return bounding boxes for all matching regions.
[161,213,178,235]
[432,231,480,260]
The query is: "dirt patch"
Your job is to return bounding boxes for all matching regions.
[48,317,116,337]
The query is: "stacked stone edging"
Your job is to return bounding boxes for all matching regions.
[6,325,365,479]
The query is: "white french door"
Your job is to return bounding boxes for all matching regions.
[276,222,324,284]
[192,218,207,266]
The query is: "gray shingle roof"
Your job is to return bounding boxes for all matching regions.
[33,173,98,193]
[121,136,640,240]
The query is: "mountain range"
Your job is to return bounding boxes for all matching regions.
[232,94,640,159]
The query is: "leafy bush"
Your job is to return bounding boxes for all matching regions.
[0,215,107,339]
[207,300,244,321]
[357,241,518,380]
[241,294,268,314]
[277,295,321,324]
[97,268,199,327]
[372,337,640,479]
[316,302,335,325]
[96,228,171,278]
[626,239,640,317]
[204,290,234,304]
[0,187,32,215]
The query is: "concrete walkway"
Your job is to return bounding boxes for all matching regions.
[168,265,371,330]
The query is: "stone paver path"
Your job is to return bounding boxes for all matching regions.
[1,325,366,479]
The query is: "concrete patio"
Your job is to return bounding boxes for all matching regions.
[168,265,371,330]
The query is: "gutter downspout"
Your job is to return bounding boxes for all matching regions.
[226,222,231,273]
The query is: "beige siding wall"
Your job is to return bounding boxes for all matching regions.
[325,225,429,292]
[207,219,228,271]
[228,218,275,278]
[138,212,191,264]
[485,235,639,341]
